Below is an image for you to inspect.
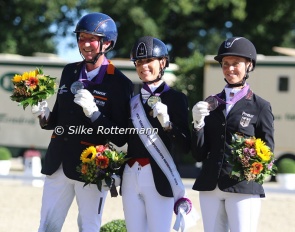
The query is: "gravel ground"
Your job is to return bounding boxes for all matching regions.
[0,161,295,232]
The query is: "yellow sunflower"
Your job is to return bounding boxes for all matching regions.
[255,139,271,161]
[80,146,97,163]
[12,74,22,83]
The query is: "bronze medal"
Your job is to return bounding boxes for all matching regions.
[204,95,219,111]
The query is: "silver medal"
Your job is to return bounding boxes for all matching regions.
[147,96,161,108]
[71,81,84,94]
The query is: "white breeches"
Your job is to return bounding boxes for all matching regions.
[121,162,174,232]
[38,165,107,232]
[199,186,261,232]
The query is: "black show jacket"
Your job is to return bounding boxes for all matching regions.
[40,61,133,181]
[191,89,274,197]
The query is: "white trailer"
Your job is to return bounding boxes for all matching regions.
[0,53,177,156]
[203,55,295,163]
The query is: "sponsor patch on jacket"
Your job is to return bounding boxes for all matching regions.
[240,111,254,127]
[95,99,105,106]
[93,90,108,107]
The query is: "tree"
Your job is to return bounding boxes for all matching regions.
[3,1,295,59]
[97,0,295,104]
[2,0,295,102]
[0,0,102,55]
[2,0,295,165]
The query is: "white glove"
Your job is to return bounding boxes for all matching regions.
[152,102,170,128]
[74,89,100,118]
[101,174,121,191]
[192,101,210,129]
[31,100,50,120]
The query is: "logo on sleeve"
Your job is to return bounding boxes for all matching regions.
[58,84,68,94]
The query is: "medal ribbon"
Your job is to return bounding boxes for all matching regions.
[214,84,250,105]
[142,82,170,106]
[142,82,170,97]
[80,57,109,88]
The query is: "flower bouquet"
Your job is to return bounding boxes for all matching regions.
[10,67,57,110]
[228,133,277,184]
[76,143,129,197]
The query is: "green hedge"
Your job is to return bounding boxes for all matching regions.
[0,147,12,160]
[277,158,295,173]
[100,219,126,232]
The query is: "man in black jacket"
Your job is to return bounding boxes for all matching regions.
[32,13,133,232]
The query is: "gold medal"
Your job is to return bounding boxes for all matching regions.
[147,96,161,108]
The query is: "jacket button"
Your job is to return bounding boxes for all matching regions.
[221,135,224,139]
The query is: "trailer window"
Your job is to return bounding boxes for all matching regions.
[279,76,289,92]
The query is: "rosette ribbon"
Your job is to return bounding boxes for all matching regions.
[173,197,192,231]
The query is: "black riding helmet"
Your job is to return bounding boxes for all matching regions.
[74,12,118,64]
[214,37,257,70]
[130,36,169,84]
[130,36,169,68]
[214,37,257,87]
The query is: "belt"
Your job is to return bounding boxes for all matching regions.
[127,158,150,167]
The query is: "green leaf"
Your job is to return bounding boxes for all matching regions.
[96,180,102,192]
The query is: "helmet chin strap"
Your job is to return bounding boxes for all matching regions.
[224,66,251,88]
[85,52,104,64]
[81,38,106,65]
[143,67,165,85]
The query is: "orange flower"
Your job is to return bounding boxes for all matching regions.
[25,77,39,90]
[81,164,88,174]
[96,155,109,169]
[245,138,255,147]
[250,162,263,174]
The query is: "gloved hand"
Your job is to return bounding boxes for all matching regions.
[31,100,50,120]
[74,89,100,118]
[101,174,121,191]
[152,102,170,128]
[192,101,210,129]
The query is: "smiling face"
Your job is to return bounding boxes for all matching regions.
[221,56,253,87]
[77,32,111,68]
[135,58,166,84]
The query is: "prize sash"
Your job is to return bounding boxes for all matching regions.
[130,94,195,231]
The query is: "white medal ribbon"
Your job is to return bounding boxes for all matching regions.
[131,95,198,231]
